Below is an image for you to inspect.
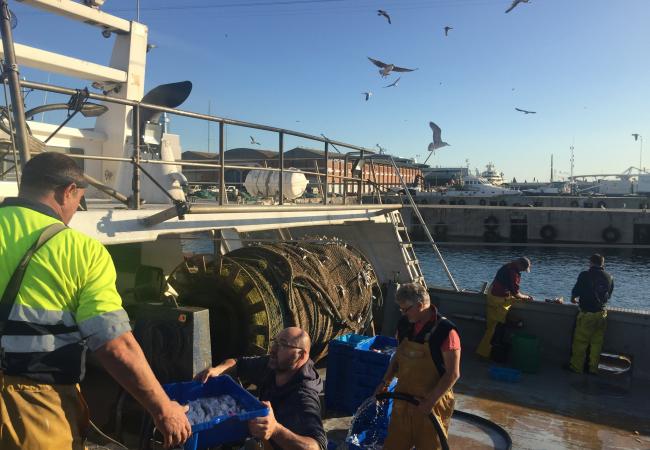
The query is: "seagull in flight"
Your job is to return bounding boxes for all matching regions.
[632,133,640,141]
[377,10,391,24]
[428,121,449,152]
[444,26,453,37]
[250,136,261,145]
[368,57,417,78]
[515,107,536,114]
[362,92,373,101]
[383,77,401,88]
[505,0,529,13]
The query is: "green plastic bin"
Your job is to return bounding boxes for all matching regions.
[511,332,541,373]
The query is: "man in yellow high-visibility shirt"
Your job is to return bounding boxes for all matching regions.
[0,153,191,449]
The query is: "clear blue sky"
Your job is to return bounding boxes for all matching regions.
[10,0,650,182]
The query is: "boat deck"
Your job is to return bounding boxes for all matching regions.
[323,352,650,449]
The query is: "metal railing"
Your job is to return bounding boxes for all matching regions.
[1,79,415,209]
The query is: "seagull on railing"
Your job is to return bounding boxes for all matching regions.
[362,92,373,101]
[383,77,400,88]
[515,107,536,114]
[377,10,391,24]
[444,26,453,36]
[250,136,261,145]
[505,0,529,13]
[428,121,449,152]
[368,57,417,78]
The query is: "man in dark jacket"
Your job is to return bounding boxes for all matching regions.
[195,327,326,450]
[568,254,614,374]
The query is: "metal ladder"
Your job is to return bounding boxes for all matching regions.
[388,209,426,287]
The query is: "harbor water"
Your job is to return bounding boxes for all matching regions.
[184,237,649,312]
[417,244,650,312]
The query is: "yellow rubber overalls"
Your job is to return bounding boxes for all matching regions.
[0,373,89,450]
[383,328,455,450]
[476,290,515,358]
[569,310,607,374]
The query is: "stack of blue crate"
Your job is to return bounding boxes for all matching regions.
[325,333,398,414]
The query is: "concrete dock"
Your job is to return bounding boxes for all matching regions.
[404,205,650,245]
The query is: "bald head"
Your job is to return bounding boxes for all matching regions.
[280,327,311,354]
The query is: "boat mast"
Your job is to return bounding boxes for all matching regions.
[0,0,31,173]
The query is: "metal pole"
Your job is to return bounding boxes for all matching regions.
[313,159,324,203]
[357,150,364,203]
[0,1,31,172]
[323,142,329,204]
[279,131,284,205]
[219,122,225,205]
[343,153,348,204]
[131,104,141,209]
[639,135,643,173]
[369,159,382,204]
[390,156,459,291]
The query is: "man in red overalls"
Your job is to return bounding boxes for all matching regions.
[378,282,461,449]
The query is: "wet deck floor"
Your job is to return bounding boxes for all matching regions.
[323,353,650,449]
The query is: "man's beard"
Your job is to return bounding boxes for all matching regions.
[269,355,294,373]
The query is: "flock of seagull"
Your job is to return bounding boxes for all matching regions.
[362,0,533,154]
[247,1,533,152]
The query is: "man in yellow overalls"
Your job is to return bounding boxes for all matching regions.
[378,282,461,450]
[568,254,614,374]
[477,257,534,359]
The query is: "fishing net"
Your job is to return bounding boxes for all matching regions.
[167,238,381,362]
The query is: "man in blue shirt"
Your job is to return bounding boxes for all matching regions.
[195,327,326,450]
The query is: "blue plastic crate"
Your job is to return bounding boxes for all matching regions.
[326,334,399,414]
[353,336,397,375]
[329,333,369,355]
[489,366,522,383]
[163,375,269,450]
[326,333,370,412]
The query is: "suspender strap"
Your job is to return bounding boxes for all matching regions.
[0,223,67,333]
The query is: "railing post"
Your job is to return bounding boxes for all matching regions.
[219,121,225,206]
[279,131,284,205]
[323,142,329,205]
[131,103,141,209]
[343,153,348,204]
[358,149,364,203]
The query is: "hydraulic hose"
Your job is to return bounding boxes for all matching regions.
[452,410,512,450]
[375,391,513,450]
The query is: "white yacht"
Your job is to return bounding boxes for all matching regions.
[480,162,505,186]
[416,173,522,200]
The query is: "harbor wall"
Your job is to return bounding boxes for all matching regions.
[405,205,650,245]
[407,194,650,209]
[429,288,650,382]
